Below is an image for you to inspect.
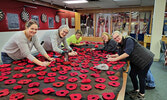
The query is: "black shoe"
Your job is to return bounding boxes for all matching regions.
[145,86,155,89]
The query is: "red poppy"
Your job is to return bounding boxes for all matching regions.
[59,70,68,75]
[34,66,47,71]
[68,78,78,83]
[0,89,9,97]
[55,90,69,97]
[0,64,11,68]
[9,93,24,100]
[95,84,106,90]
[17,79,32,85]
[108,76,119,81]
[70,93,82,100]
[0,76,9,82]
[63,61,71,65]
[108,81,120,87]
[20,69,31,73]
[81,79,91,83]
[82,65,89,69]
[28,88,40,95]
[69,72,78,76]
[95,78,106,83]
[17,62,27,66]
[94,45,99,48]
[26,65,34,68]
[44,98,54,100]
[80,84,92,91]
[13,85,22,90]
[27,74,37,78]
[12,73,23,79]
[37,76,45,80]
[90,73,100,78]
[106,71,115,75]
[52,82,64,87]
[87,94,100,100]
[42,87,55,94]
[0,68,11,72]
[70,63,79,67]
[13,60,21,64]
[4,79,16,85]
[28,82,40,88]
[44,77,55,83]
[73,67,81,71]
[119,61,126,64]
[62,66,72,71]
[66,83,77,90]
[80,69,89,73]
[109,61,118,64]
[57,75,68,80]
[102,92,115,100]
[51,67,59,72]
[47,72,57,77]
[14,66,24,71]
[79,74,87,79]
[37,71,47,76]
[1,71,11,76]
[75,60,81,63]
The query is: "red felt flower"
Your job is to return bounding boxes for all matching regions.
[44,77,55,83]
[14,66,24,71]
[0,68,11,72]
[102,92,115,100]
[59,70,67,75]
[37,71,47,76]
[1,71,11,76]
[68,78,78,83]
[47,72,57,77]
[66,83,77,90]
[42,87,55,94]
[17,62,27,66]
[106,71,115,75]
[34,66,47,71]
[87,94,100,100]
[63,61,71,65]
[95,84,106,90]
[82,65,90,69]
[108,81,120,87]
[80,84,92,91]
[27,74,37,78]
[119,61,126,64]
[28,88,40,95]
[13,85,22,90]
[9,93,24,100]
[109,61,118,64]
[13,60,21,64]
[108,76,119,81]
[12,73,23,79]
[113,64,124,70]
[0,76,9,82]
[28,82,40,88]
[0,64,11,68]
[20,69,31,73]
[62,66,72,71]
[44,98,54,100]
[70,63,79,67]
[69,72,78,76]
[4,79,16,85]
[81,79,91,83]
[51,67,60,72]
[52,82,64,87]
[57,75,68,80]
[37,76,45,80]
[26,65,34,68]
[17,79,32,85]
[55,90,69,97]
[0,89,9,97]
[70,93,82,100]
[90,73,100,78]
[73,67,81,71]
[79,74,87,79]
[80,69,89,73]
[95,78,106,83]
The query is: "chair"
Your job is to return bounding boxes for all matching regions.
[160,40,166,61]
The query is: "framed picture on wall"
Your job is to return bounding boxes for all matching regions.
[71,17,75,26]
[55,15,59,23]
[31,15,40,27]
[48,17,54,28]
[7,13,20,30]
[61,18,65,25]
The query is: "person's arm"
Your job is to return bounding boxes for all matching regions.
[107,53,129,61]
[63,37,72,51]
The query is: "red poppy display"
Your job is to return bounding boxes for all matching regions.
[106,71,115,75]
[47,72,57,77]
[17,79,32,85]
[42,87,55,94]
[68,78,78,83]
[27,74,37,78]
[37,71,47,76]
[69,93,82,100]
[1,71,11,76]
[63,61,71,65]
[14,66,24,71]
[17,62,27,66]
[55,90,69,96]
[9,93,24,100]
[73,67,81,71]
[80,84,92,91]
[62,66,72,71]
[87,94,100,100]
[59,70,67,75]
[102,92,115,100]
[66,83,77,90]
[79,74,87,79]
[34,66,47,71]
[95,78,106,83]
[81,79,91,83]
[108,76,119,81]
[44,77,55,83]
[52,82,64,87]
[28,88,40,95]
[69,72,78,76]
[12,73,23,79]
[0,89,9,97]
[13,85,22,90]
[37,76,45,80]
[0,68,11,72]
[26,65,34,68]
[4,79,16,85]
[80,69,89,73]
[108,81,120,87]
[0,76,9,82]
[0,64,11,68]
[20,69,31,73]
[57,75,68,80]
[28,82,40,88]
[90,73,100,78]
[95,84,106,90]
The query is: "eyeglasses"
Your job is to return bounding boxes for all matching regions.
[113,35,120,40]
[63,30,68,34]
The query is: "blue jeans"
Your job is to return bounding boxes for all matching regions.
[1,52,14,64]
[146,70,156,87]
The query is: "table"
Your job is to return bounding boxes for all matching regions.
[0,42,129,100]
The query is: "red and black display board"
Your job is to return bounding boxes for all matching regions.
[0,42,127,100]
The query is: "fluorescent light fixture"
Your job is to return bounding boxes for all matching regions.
[64,0,88,4]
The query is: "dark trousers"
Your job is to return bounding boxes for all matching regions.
[129,60,153,94]
[1,52,14,64]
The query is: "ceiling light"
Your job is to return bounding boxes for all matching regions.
[63,0,88,4]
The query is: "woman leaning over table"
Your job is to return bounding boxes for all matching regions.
[1,19,54,66]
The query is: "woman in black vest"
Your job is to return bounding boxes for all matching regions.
[107,31,154,100]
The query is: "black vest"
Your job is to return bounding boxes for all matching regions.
[118,36,154,70]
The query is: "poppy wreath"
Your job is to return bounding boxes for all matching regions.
[87,94,100,100]
[59,71,68,75]
[108,76,119,81]
[47,72,57,77]
[26,65,34,68]
[34,66,47,71]
[42,87,55,94]
[12,73,23,79]
[17,79,32,85]
[95,78,106,83]
[27,88,40,95]
[62,66,72,71]
[73,67,81,71]
[1,71,11,76]
[90,73,100,78]
[81,79,91,83]
[4,79,16,85]
[69,72,78,76]
[55,90,69,96]
[106,71,115,75]
[68,78,78,83]
[17,62,27,66]
[37,71,47,76]
[27,74,37,78]
[69,93,82,100]
[52,82,64,87]
[80,69,89,73]
[108,81,120,87]
[94,84,106,90]
[79,74,87,79]
[66,83,77,90]
[63,61,71,65]
[37,76,45,80]
[80,84,92,91]
[14,66,24,71]
[57,75,68,80]
[13,85,22,90]
[44,77,55,83]
[102,92,115,100]
[28,82,40,88]
[9,93,24,100]
[20,69,31,73]
[0,89,9,97]
[0,76,9,82]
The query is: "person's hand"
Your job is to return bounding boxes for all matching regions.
[48,57,55,61]
[68,51,77,56]
[40,61,51,66]
[62,50,68,55]
[107,57,117,62]
[106,54,112,58]
[90,48,95,51]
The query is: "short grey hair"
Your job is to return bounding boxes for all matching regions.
[112,31,122,36]
[58,25,70,32]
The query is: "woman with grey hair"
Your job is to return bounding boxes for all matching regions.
[41,25,77,56]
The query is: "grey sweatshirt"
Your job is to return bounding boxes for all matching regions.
[1,31,47,61]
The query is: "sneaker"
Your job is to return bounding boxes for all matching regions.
[133,93,145,100]
[126,90,139,96]
[145,86,155,89]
